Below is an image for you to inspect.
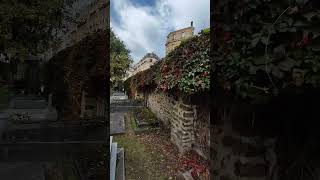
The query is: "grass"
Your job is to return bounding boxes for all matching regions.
[113,114,171,180]
[130,112,160,134]
[132,108,160,128]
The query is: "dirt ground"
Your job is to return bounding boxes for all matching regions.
[114,113,209,180]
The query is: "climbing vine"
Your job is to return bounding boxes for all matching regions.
[125,30,210,96]
[45,30,108,119]
[213,0,320,102]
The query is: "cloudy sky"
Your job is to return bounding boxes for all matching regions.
[110,0,210,63]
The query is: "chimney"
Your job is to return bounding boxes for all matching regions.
[191,21,193,27]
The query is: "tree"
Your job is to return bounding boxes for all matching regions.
[110,29,132,90]
[0,0,72,58]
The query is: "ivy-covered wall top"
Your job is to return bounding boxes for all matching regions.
[125,30,210,96]
[213,0,320,103]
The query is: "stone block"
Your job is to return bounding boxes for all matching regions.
[179,104,193,111]
[181,126,193,132]
[182,121,193,127]
[182,136,193,142]
[182,141,193,147]
[183,112,194,118]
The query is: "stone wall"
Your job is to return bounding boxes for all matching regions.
[147,92,209,159]
[211,93,278,180]
[193,105,210,158]
[212,124,277,180]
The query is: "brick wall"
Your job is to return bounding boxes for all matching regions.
[147,91,277,179]
[147,92,209,159]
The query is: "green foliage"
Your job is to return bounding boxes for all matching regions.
[133,108,159,127]
[213,0,320,101]
[159,32,210,94]
[201,28,210,34]
[125,32,210,95]
[139,108,157,121]
[110,29,132,89]
[0,0,68,58]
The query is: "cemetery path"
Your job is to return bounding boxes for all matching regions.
[114,113,183,180]
[114,114,171,179]
[114,111,210,180]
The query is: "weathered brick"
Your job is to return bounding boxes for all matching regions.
[183,112,194,118]
[146,92,208,155]
[179,104,193,111]
[182,122,193,127]
[182,137,192,141]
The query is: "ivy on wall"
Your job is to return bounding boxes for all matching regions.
[125,31,210,96]
[45,30,108,120]
[213,0,320,102]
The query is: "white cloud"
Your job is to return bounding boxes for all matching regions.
[111,0,210,63]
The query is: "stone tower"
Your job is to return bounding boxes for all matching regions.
[165,22,194,55]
